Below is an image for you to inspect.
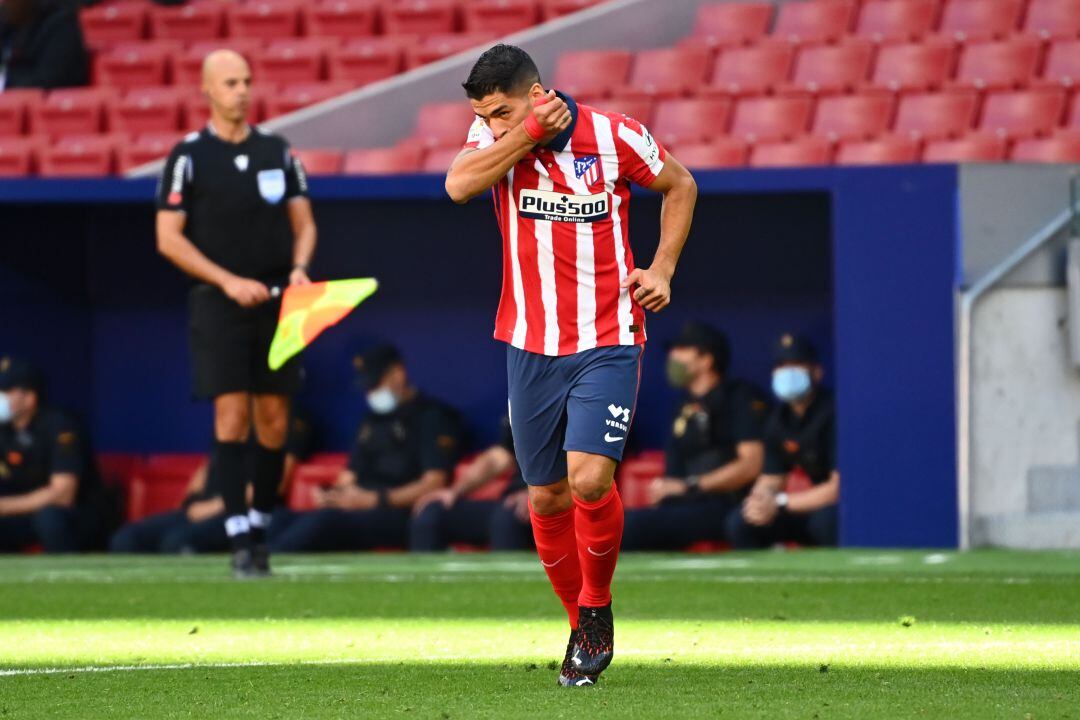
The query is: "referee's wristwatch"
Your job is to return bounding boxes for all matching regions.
[684,475,701,491]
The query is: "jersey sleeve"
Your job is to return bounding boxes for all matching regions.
[284,143,310,201]
[730,386,769,444]
[419,406,461,474]
[48,416,85,478]
[155,145,193,212]
[462,116,495,151]
[614,115,667,188]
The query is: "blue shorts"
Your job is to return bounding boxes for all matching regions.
[507,344,644,487]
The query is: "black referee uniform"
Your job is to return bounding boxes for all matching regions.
[156,123,311,576]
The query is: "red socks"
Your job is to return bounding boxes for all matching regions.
[573,486,624,608]
[529,503,582,629]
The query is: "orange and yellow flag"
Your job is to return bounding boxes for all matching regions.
[268,279,379,370]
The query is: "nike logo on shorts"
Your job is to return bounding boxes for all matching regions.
[604,433,624,443]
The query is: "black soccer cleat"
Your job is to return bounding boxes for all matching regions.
[572,604,614,676]
[230,548,258,580]
[558,630,598,688]
[250,544,272,577]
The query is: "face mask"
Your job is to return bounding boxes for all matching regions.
[666,358,691,388]
[0,393,10,424]
[366,387,398,415]
[772,367,813,402]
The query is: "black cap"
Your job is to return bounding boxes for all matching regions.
[0,356,43,392]
[353,345,404,390]
[669,322,730,373]
[773,333,818,365]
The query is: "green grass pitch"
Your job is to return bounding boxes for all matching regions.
[0,550,1077,719]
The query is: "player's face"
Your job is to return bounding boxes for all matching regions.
[469,83,544,140]
[204,64,252,124]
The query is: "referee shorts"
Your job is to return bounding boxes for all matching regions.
[188,284,303,400]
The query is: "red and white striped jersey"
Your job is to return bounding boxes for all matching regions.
[463,93,667,357]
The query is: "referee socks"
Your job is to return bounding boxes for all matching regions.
[214,440,250,550]
[250,443,285,544]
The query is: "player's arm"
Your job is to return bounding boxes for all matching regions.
[445,91,571,203]
[0,473,77,516]
[695,440,764,493]
[787,472,840,513]
[622,154,698,312]
[385,469,450,509]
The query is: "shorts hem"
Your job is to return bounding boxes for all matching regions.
[563,443,625,464]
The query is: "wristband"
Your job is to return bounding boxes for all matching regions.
[377,488,389,508]
[684,475,701,490]
[522,94,552,142]
[293,263,309,272]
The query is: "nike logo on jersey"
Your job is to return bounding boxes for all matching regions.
[519,189,609,223]
[587,546,614,557]
[541,554,568,567]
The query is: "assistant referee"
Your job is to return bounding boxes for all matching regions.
[155,50,317,578]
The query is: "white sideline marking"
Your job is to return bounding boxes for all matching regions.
[923,553,951,565]
[0,657,476,678]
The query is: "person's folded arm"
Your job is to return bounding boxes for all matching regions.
[386,469,450,509]
[0,473,77,517]
[787,472,840,514]
[697,441,765,493]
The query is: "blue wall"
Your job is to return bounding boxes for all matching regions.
[0,167,958,547]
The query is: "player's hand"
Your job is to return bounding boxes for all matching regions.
[503,489,530,523]
[621,266,672,312]
[413,488,457,517]
[289,266,312,287]
[649,477,688,505]
[531,90,572,141]
[222,275,271,308]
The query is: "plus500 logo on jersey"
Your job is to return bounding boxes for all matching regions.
[518,189,609,223]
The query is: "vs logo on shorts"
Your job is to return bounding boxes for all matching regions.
[574,155,601,186]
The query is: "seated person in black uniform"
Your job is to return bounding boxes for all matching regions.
[621,323,768,550]
[270,346,462,552]
[727,334,839,548]
[110,409,314,554]
[0,0,89,90]
[0,356,103,553]
[410,415,532,552]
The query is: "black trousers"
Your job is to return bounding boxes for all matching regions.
[409,499,533,551]
[109,511,228,554]
[725,504,838,549]
[268,507,411,552]
[0,505,99,553]
[621,494,736,551]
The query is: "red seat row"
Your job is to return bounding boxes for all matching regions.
[80,0,606,48]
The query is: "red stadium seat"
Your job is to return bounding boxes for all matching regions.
[149,2,224,42]
[117,132,181,173]
[1038,40,1080,89]
[540,0,605,20]
[174,40,264,88]
[422,147,461,172]
[617,47,711,100]
[80,3,146,50]
[651,98,732,147]
[1011,131,1080,161]
[588,95,655,125]
[328,37,409,85]
[894,91,979,140]
[126,454,207,521]
[950,38,1041,91]
[1023,0,1080,40]
[383,0,459,35]
[293,148,345,175]
[0,89,43,137]
[938,0,1024,42]
[0,137,42,177]
[30,88,115,138]
[413,101,478,149]
[922,133,1008,161]
[854,0,938,43]
[38,134,122,178]
[730,96,814,143]
[95,42,175,90]
[302,0,379,40]
[553,50,632,99]
[1070,92,1080,128]
[750,137,832,167]
[405,33,496,70]
[812,94,895,142]
[772,0,855,45]
[253,39,335,85]
[979,89,1066,138]
[703,42,794,98]
[684,2,773,49]
[834,135,920,165]
[670,139,748,169]
[343,144,425,173]
[866,41,955,93]
[96,453,143,492]
[615,450,665,510]
[780,40,875,96]
[226,1,301,40]
[108,87,184,135]
[264,81,354,118]
[463,0,539,35]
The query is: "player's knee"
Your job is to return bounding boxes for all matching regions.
[568,467,613,503]
[528,482,572,515]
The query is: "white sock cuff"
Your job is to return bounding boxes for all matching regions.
[248,509,272,529]
[225,515,250,537]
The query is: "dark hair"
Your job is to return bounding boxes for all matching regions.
[462,44,541,100]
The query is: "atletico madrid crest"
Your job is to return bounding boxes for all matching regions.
[574,155,601,186]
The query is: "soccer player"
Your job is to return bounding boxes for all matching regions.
[445,44,698,687]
